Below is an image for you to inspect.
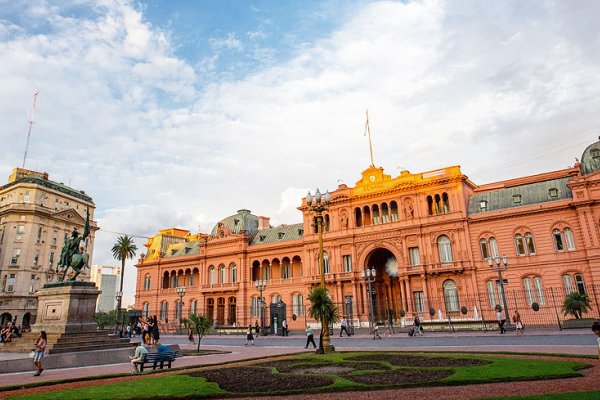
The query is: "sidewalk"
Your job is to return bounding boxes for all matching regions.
[0,345,305,389]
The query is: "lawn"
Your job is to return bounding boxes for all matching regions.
[9,352,589,400]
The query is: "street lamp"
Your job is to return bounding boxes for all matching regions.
[255,279,267,335]
[305,188,334,351]
[487,256,511,326]
[176,286,187,334]
[361,267,377,334]
[115,291,123,335]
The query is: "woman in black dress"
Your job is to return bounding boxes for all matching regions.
[152,315,160,343]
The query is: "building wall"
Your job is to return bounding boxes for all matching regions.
[134,142,600,331]
[0,168,97,326]
[91,265,120,312]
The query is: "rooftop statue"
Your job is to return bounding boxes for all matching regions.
[56,207,90,281]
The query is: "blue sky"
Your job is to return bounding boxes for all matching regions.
[1,1,599,304]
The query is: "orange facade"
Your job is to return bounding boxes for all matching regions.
[134,140,600,331]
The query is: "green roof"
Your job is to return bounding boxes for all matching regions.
[165,241,200,257]
[250,223,304,245]
[0,175,94,203]
[211,209,259,237]
[580,140,600,175]
[468,177,572,215]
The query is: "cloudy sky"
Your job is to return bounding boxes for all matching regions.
[1,0,599,306]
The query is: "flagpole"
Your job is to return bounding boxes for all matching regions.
[365,110,374,167]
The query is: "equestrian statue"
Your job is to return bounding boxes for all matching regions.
[56,207,91,281]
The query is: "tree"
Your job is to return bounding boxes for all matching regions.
[562,292,591,319]
[188,314,212,352]
[307,287,340,354]
[111,236,138,333]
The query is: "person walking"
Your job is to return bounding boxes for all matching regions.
[245,325,254,345]
[497,309,506,334]
[513,310,524,335]
[32,331,47,376]
[187,326,196,345]
[340,317,350,337]
[372,324,381,339]
[282,319,288,336]
[151,316,160,344]
[254,320,260,337]
[304,325,317,349]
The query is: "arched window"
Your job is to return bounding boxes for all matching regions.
[170,272,177,288]
[143,303,150,319]
[564,228,576,250]
[271,294,282,303]
[293,293,304,315]
[324,214,330,232]
[355,207,363,227]
[190,299,198,316]
[281,261,291,279]
[442,192,450,213]
[486,280,498,307]
[251,296,260,317]
[175,300,182,319]
[525,233,536,255]
[480,239,489,259]
[563,275,574,294]
[363,206,372,225]
[534,277,545,305]
[144,275,151,290]
[575,274,586,294]
[515,232,536,255]
[524,276,545,305]
[323,252,330,274]
[209,266,216,285]
[443,279,459,311]
[162,272,169,289]
[230,264,237,283]
[437,235,453,263]
[489,237,499,258]
[426,195,433,216]
[372,204,380,224]
[159,301,169,321]
[218,265,226,283]
[515,234,526,256]
[553,229,565,251]
[390,201,399,222]
[381,203,389,223]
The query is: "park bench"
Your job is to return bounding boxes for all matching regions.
[139,350,179,371]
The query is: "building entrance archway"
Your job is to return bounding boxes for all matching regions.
[364,247,399,323]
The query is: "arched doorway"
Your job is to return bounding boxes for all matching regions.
[364,248,399,323]
[1,312,12,327]
[22,312,31,328]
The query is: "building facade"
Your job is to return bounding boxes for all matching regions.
[135,140,600,331]
[0,168,97,326]
[90,265,120,313]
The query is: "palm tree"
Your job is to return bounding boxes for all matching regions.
[188,314,212,352]
[308,287,340,354]
[111,236,138,333]
[562,292,591,319]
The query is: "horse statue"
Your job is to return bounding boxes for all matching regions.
[56,208,91,281]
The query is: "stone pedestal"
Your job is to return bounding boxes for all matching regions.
[0,281,131,354]
[35,281,100,334]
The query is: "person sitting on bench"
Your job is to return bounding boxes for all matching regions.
[129,342,148,373]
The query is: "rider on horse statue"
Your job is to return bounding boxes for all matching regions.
[56,207,91,281]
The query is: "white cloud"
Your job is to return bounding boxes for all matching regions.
[1,0,600,303]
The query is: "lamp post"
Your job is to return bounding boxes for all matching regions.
[255,279,267,335]
[361,267,376,334]
[115,291,123,335]
[305,188,334,351]
[176,286,187,334]
[487,256,511,326]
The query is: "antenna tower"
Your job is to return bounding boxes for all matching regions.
[22,90,39,169]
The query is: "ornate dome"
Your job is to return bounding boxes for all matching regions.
[210,209,259,237]
[580,139,600,175]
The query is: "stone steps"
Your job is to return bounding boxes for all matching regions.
[0,331,130,354]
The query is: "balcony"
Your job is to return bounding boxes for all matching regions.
[201,282,240,293]
[426,261,465,274]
